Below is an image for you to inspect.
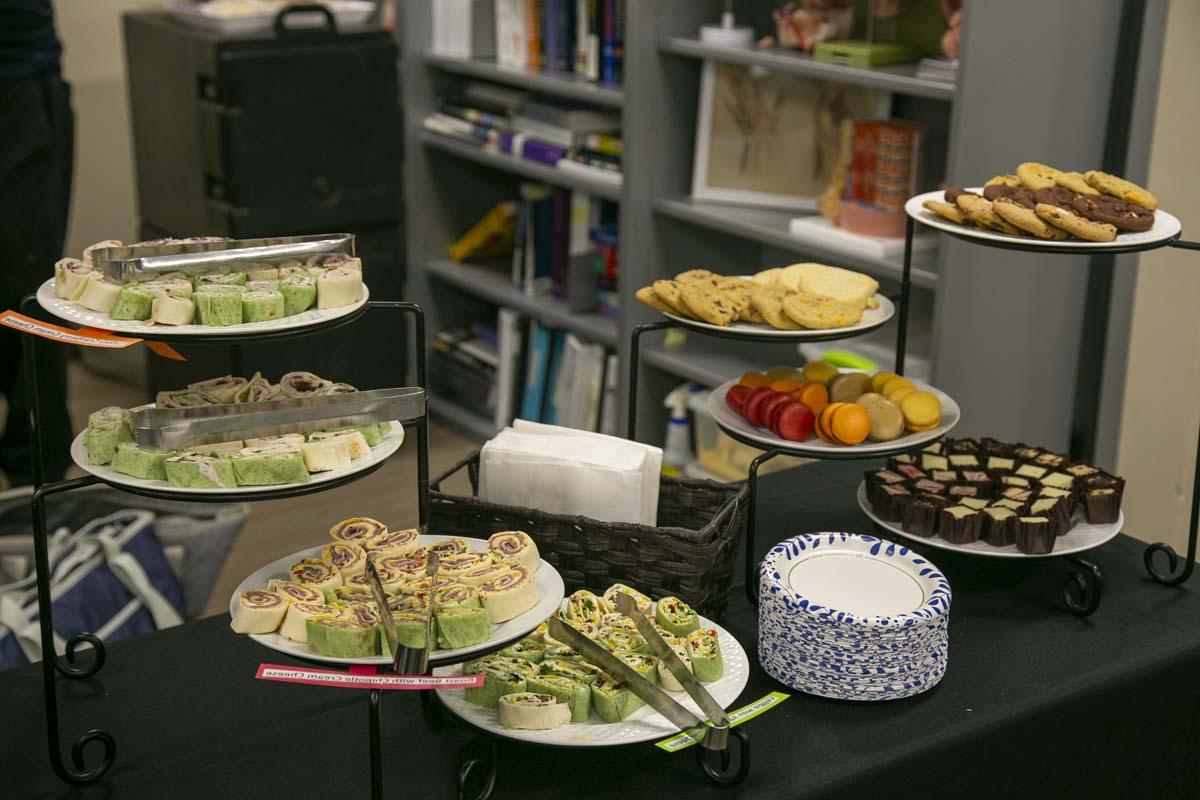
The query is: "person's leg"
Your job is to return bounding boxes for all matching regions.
[0,73,75,485]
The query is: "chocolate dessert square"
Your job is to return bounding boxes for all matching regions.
[1034,452,1067,469]
[1016,516,1055,554]
[914,479,947,495]
[1013,446,1042,462]
[1066,463,1102,479]
[1084,488,1121,524]
[914,493,951,509]
[993,498,1027,513]
[1030,496,1071,536]
[1015,464,1048,480]
[959,497,989,510]
[949,485,980,498]
[931,470,958,483]
[939,505,982,545]
[987,456,1016,473]
[1041,472,1075,490]
[923,442,945,455]
[949,454,980,468]
[866,469,907,503]
[1002,487,1033,503]
[921,453,950,471]
[872,484,912,522]
[978,437,1010,456]
[982,507,1018,547]
[903,499,940,537]
[897,464,926,481]
[947,438,979,454]
[1001,475,1031,488]
[888,454,916,471]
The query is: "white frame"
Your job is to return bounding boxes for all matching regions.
[691,60,892,211]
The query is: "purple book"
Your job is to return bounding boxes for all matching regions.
[501,132,566,166]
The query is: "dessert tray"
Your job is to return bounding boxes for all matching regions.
[905,189,1182,251]
[71,418,403,496]
[759,532,951,702]
[232,535,565,666]
[37,278,369,337]
[663,294,895,340]
[857,483,1123,559]
[433,617,749,747]
[708,377,960,457]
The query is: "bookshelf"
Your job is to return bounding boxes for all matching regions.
[400,0,1159,454]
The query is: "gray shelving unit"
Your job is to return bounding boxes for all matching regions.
[399,0,1164,454]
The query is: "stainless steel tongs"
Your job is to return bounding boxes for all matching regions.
[366,551,440,675]
[89,233,355,283]
[131,388,425,450]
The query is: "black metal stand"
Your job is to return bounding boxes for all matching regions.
[19,295,430,789]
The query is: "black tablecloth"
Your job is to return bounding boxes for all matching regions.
[7,461,1200,799]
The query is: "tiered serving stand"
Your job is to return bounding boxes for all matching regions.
[629,197,1190,619]
[19,288,432,795]
[903,191,1197,596]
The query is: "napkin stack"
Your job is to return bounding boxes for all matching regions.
[479,420,663,526]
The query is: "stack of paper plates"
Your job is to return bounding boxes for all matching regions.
[758,532,951,702]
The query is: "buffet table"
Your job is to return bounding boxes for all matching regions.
[6,460,1200,799]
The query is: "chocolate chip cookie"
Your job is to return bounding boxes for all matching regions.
[1017,162,1062,191]
[1034,203,1117,242]
[1072,194,1155,232]
[994,197,1069,240]
[923,199,968,225]
[956,194,1025,236]
[1084,170,1159,210]
[1032,186,1078,211]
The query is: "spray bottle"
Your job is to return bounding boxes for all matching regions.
[662,384,694,477]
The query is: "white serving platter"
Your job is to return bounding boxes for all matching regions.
[231,535,565,666]
[856,482,1123,558]
[36,278,368,337]
[707,372,960,457]
[663,294,895,340]
[72,419,402,496]
[905,188,1181,251]
[433,617,749,747]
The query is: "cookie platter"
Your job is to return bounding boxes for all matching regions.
[663,294,895,341]
[906,188,1181,252]
[708,373,960,457]
[231,533,566,666]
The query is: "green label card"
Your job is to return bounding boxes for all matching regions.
[655,691,789,753]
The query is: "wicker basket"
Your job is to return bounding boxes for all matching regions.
[430,451,748,619]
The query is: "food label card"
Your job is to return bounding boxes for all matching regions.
[0,310,187,360]
[256,663,484,691]
[655,691,789,753]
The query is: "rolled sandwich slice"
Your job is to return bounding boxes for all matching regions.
[328,586,374,605]
[656,636,693,692]
[188,375,248,404]
[615,653,660,684]
[597,628,650,656]
[163,453,237,488]
[479,566,538,623]
[463,656,538,708]
[242,289,285,323]
[247,264,279,281]
[279,601,337,642]
[336,602,380,630]
[110,442,170,481]
[231,589,288,634]
[564,590,609,627]
[156,389,220,409]
[267,580,324,606]
[150,293,194,325]
[144,278,193,299]
[435,606,492,649]
[329,517,387,544]
[377,551,429,581]
[590,674,646,723]
[538,657,604,686]
[280,273,317,316]
[455,562,508,587]
[685,628,724,682]
[55,257,92,300]
[542,644,584,663]
[78,276,121,314]
[109,284,157,320]
[307,429,370,460]
[316,266,363,309]
[381,612,435,654]
[82,407,133,465]
[396,574,456,597]
[654,596,700,637]
[234,372,274,404]
[321,541,367,579]
[194,289,243,326]
[243,433,305,449]
[82,239,123,268]
[602,584,653,616]
[279,371,329,398]
[289,557,342,594]
[362,527,421,558]
[300,437,353,473]
[526,674,591,722]
[184,440,244,458]
[487,531,540,571]
[499,636,547,663]
[346,564,408,595]
[246,279,279,293]
[315,382,357,396]
[427,537,470,559]
[305,615,378,658]
[435,551,493,578]
[433,582,480,610]
[194,272,247,290]
[497,693,572,731]
[599,613,638,632]
[232,445,310,486]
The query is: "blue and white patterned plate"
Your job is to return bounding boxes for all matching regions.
[758,532,952,702]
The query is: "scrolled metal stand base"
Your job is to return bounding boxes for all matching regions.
[1063,556,1103,617]
[457,739,499,800]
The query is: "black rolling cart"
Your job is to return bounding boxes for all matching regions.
[18,290,429,794]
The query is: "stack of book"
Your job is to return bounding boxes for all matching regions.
[423,81,623,185]
[434,313,619,435]
[494,0,624,83]
[449,180,619,312]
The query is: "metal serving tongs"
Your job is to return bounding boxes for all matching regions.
[549,607,751,785]
[366,550,440,675]
[131,388,425,450]
[89,233,355,283]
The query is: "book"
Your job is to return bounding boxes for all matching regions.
[600,0,618,83]
[520,320,554,421]
[441,102,510,131]
[526,0,542,68]
[582,133,622,157]
[462,81,529,115]
[576,0,600,79]
[550,189,570,298]
[432,0,497,59]
[450,201,517,262]
[495,0,527,68]
[542,330,568,424]
[599,352,619,435]
[518,100,620,132]
[543,0,574,72]
[499,132,567,166]
[510,115,577,149]
[528,186,556,295]
[495,308,525,428]
[556,158,622,186]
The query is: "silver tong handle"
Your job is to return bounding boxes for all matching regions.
[365,557,401,669]
[547,617,716,748]
[613,593,730,748]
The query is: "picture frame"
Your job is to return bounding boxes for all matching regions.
[691,61,893,211]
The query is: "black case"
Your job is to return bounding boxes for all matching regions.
[122,9,407,392]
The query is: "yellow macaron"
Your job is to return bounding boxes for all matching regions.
[899,391,942,431]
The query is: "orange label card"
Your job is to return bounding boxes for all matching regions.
[1,311,142,348]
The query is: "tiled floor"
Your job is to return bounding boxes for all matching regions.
[63,360,480,617]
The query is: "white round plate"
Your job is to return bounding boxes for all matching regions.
[663,294,895,340]
[707,372,960,457]
[856,482,1123,558]
[231,535,566,666]
[905,188,1181,251]
[72,420,403,496]
[36,278,369,337]
[433,618,748,747]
